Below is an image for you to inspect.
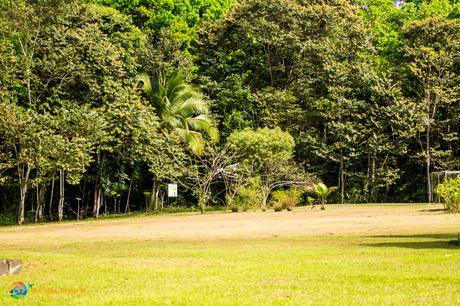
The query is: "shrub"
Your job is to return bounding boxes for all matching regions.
[273,202,284,212]
[307,196,315,206]
[0,214,16,225]
[435,177,460,212]
[312,183,337,210]
[228,178,263,212]
[271,188,303,211]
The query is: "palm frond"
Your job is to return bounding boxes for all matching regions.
[165,71,189,103]
[138,69,219,155]
[173,97,210,118]
[187,132,206,156]
[137,73,153,97]
[175,128,206,156]
[187,115,219,142]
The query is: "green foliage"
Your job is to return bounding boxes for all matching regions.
[435,177,460,212]
[197,0,373,132]
[1,0,460,222]
[227,177,263,212]
[197,0,399,203]
[312,183,337,210]
[3,1,146,110]
[197,0,460,204]
[402,17,460,202]
[273,202,284,212]
[91,0,236,45]
[228,127,311,209]
[271,188,303,211]
[360,0,459,63]
[227,127,295,168]
[138,70,219,156]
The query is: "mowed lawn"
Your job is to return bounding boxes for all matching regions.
[0,205,459,305]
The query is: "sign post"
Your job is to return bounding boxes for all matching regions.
[168,184,178,198]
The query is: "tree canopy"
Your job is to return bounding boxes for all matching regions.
[0,0,459,223]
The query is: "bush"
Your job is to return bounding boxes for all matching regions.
[228,178,263,212]
[312,183,337,210]
[273,202,284,212]
[435,177,460,212]
[271,188,303,211]
[0,213,16,225]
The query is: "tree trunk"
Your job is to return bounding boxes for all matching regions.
[93,186,102,219]
[198,198,205,213]
[424,88,433,204]
[93,185,98,217]
[125,178,133,213]
[426,125,433,203]
[39,184,45,221]
[370,153,376,202]
[261,188,269,211]
[157,185,162,210]
[84,186,90,218]
[81,182,86,218]
[48,177,55,221]
[35,183,45,223]
[35,184,40,223]
[321,200,326,210]
[18,165,31,225]
[77,199,80,221]
[150,175,158,211]
[58,169,65,222]
[339,155,345,204]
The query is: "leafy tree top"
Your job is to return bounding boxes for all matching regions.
[91,0,236,44]
[227,127,295,167]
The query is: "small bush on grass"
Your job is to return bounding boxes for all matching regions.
[229,203,239,213]
[228,178,263,212]
[271,188,303,211]
[312,183,337,210]
[273,202,284,212]
[435,177,460,212]
[307,196,315,208]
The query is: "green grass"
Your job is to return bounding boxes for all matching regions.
[1,235,459,305]
[0,205,459,305]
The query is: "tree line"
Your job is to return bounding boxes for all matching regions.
[0,0,458,224]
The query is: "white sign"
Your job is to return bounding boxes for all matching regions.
[168,184,178,197]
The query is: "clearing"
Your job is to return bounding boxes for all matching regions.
[0,204,459,305]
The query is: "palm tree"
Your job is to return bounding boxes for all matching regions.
[313,183,337,210]
[138,71,219,155]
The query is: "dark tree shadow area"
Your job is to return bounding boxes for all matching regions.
[369,234,458,239]
[363,234,460,250]
[420,208,447,213]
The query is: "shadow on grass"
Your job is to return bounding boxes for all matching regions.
[369,234,458,239]
[364,241,460,250]
[420,208,447,212]
[364,233,460,250]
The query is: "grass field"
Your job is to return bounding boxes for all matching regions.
[0,204,459,305]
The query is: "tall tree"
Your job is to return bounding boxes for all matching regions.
[91,0,237,45]
[197,0,409,202]
[402,17,460,202]
[228,127,311,209]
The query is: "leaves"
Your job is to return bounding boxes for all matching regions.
[139,70,219,155]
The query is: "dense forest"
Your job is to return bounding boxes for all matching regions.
[0,0,459,224]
